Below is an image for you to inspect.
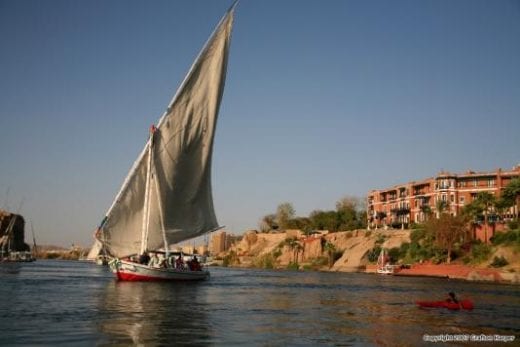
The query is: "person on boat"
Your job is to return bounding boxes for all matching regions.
[446,292,459,304]
[148,253,160,268]
[166,254,175,268]
[175,255,184,270]
[157,253,168,268]
[139,252,150,265]
[190,256,201,271]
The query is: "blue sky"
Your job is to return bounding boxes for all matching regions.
[0,0,519,247]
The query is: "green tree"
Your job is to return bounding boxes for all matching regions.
[420,205,432,221]
[310,210,339,231]
[259,214,277,232]
[502,178,520,220]
[375,211,387,228]
[475,192,496,244]
[285,217,312,233]
[284,237,303,264]
[336,196,366,230]
[424,214,470,264]
[323,241,337,268]
[336,196,362,213]
[435,200,449,215]
[276,202,295,230]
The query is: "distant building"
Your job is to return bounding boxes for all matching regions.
[210,231,228,255]
[367,166,520,233]
[197,245,208,256]
[181,245,195,255]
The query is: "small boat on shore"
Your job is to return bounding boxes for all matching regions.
[376,249,398,275]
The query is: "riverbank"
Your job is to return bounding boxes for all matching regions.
[220,229,520,285]
[366,263,520,284]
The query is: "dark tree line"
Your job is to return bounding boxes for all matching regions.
[259,196,367,233]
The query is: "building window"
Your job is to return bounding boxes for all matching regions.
[460,196,465,204]
[488,179,495,187]
[473,179,478,187]
[450,195,454,202]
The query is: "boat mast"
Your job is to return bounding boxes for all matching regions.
[152,154,168,256]
[139,128,154,255]
[31,222,38,258]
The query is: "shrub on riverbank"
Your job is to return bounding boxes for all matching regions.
[286,262,299,270]
[223,250,240,267]
[39,250,82,260]
[491,228,520,249]
[253,253,277,269]
[463,242,492,264]
[490,256,509,268]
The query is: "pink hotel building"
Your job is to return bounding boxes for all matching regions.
[367,166,520,238]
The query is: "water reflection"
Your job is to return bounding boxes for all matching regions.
[0,262,22,275]
[98,281,211,346]
[1,263,518,345]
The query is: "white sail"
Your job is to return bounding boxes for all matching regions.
[100,6,235,258]
[86,239,103,260]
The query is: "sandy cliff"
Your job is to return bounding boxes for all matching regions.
[329,230,410,272]
[223,228,519,284]
[229,229,410,271]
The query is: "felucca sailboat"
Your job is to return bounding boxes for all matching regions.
[95,4,236,281]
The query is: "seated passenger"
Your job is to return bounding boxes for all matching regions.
[190,256,201,271]
[148,253,160,268]
[175,255,184,270]
[139,252,150,265]
[167,255,175,268]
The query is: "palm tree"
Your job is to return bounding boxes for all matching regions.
[420,205,432,222]
[323,241,337,268]
[502,178,520,220]
[474,192,496,243]
[435,200,448,216]
[284,237,303,265]
[375,211,387,229]
[461,200,482,239]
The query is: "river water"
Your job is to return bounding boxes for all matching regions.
[0,260,518,346]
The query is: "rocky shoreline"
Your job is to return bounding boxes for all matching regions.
[220,229,520,285]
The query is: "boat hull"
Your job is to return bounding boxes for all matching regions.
[111,259,209,281]
[416,299,474,310]
[377,264,398,275]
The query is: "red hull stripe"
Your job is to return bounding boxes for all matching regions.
[115,270,208,282]
[117,271,173,282]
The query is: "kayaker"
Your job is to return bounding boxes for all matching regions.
[446,292,459,304]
